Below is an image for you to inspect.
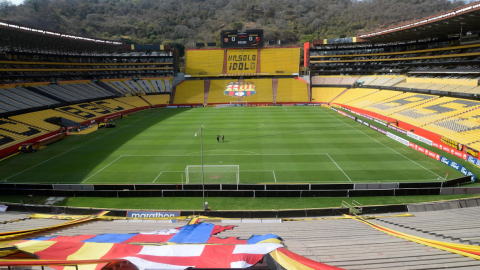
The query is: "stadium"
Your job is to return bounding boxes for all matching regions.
[1,1,480,269]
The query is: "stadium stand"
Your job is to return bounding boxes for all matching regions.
[392,97,480,127]
[137,80,154,93]
[259,48,300,75]
[0,118,49,150]
[207,79,239,104]
[151,80,166,92]
[113,96,150,108]
[344,89,405,108]
[10,109,84,131]
[173,81,204,104]
[311,87,347,103]
[276,78,308,102]
[240,79,273,103]
[142,95,170,106]
[185,49,224,76]
[366,93,439,116]
[331,88,379,105]
[423,108,480,146]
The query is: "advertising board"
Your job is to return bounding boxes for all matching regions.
[127,211,181,222]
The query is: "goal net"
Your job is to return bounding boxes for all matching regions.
[185,165,239,185]
[230,101,248,107]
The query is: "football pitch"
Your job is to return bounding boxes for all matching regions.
[0,106,464,185]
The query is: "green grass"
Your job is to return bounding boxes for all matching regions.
[2,106,475,185]
[1,194,479,211]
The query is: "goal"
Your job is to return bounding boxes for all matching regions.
[230,101,248,107]
[185,165,239,185]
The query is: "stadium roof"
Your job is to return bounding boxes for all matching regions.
[357,1,480,43]
[0,19,123,45]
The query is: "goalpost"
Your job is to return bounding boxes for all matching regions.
[185,165,239,186]
[230,101,248,107]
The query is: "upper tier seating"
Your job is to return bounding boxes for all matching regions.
[392,97,480,126]
[109,81,133,95]
[368,77,394,86]
[357,76,379,85]
[173,81,204,104]
[366,93,438,116]
[276,78,308,102]
[137,80,154,93]
[151,80,166,92]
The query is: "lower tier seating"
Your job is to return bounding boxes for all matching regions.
[143,95,170,106]
[276,78,308,102]
[311,88,346,103]
[174,81,204,104]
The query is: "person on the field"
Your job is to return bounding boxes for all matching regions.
[217,135,219,142]
[222,135,224,142]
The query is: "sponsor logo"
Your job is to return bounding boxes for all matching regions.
[295,103,308,106]
[224,81,256,97]
[450,161,460,170]
[166,106,179,108]
[178,105,192,108]
[441,157,450,165]
[127,211,181,222]
[331,107,338,112]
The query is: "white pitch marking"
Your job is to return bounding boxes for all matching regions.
[273,171,277,182]
[82,155,124,183]
[1,109,167,183]
[315,107,442,178]
[152,172,163,183]
[283,106,288,111]
[326,154,352,182]
[123,153,329,157]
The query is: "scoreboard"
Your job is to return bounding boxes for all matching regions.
[221,30,263,48]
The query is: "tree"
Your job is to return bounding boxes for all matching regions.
[230,22,243,31]
[0,0,13,16]
[23,0,48,12]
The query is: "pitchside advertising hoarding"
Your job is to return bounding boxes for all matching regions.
[126,211,181,222]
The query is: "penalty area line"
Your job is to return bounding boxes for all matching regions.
[327,154,352,182]
[152,172,163,183]
[82,155,124,183]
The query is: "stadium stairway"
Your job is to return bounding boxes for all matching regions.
[170,84,177,104]
[204,80,210,105]
[139,96,153,107]
[272,78,278,103]
[329,88,350,104]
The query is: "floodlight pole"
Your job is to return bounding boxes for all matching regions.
[195,126,205,210]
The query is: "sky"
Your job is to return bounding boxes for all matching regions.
[10,0,23,5]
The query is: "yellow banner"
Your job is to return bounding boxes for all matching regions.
[226,49,257,74]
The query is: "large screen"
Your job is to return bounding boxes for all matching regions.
[221,30,263,48]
